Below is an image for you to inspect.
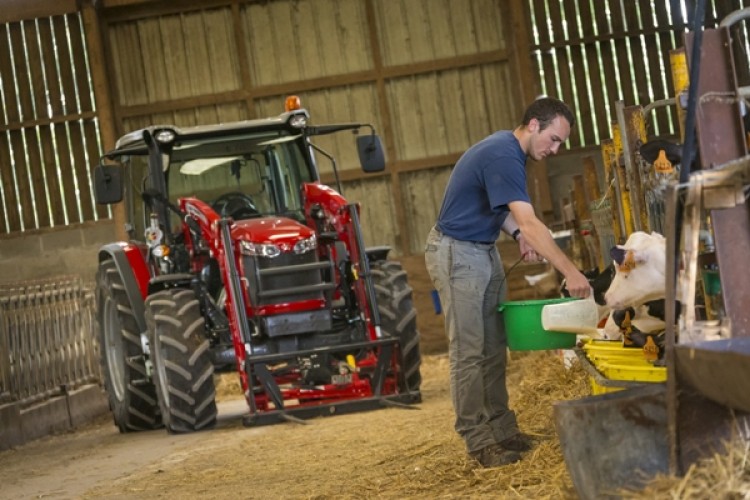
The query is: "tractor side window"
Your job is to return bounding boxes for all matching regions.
[126,155,151,241]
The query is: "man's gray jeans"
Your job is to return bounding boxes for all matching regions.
[424,226,518,453]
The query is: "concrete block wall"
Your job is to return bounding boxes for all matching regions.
[0,220,117,449]
[0,385,109,450]
[0,220,116,285]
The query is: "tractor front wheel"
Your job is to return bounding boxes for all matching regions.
[370,260,422,397]
[96,259,161,432]
[145,288,218,433]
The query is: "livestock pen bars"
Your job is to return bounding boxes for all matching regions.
[0,276,106,449]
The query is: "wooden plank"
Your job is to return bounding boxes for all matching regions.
[268,1,301,83]
[9,130,36,229]
[158,14,190,99]
[22,21,47,121]
[546,0,576,143]
[245,3,280,87]
[609,0,636,107]
[52,16,78,113]
[54,124,79,223]
[0,25,18,124]
[137,17,168,103]
[68,121,95,222]
[9,24,34,122]
[0,136,20,232]
[402,169,440,253]
[337,0,371,73]
[505,0,539,107]
[39,125,67,225]
[416,74,447,157]
[203,8,240,93]
[108,22,146,106]
[563,0,594,146]
[655,2,681,134]
[387,77,424,161]
[23,127,51,228]
[638,0,670,136]
[180,13,210,96]
[426,0,456,58]
[306,0,334,78]
[532,0,559,99]
[480,63,513,133]
[472,0,504,53]
[82,119,109,219]
[623,2,650,108]
[298,0,324,79]
[37,18,63,118]
[594,1,620,127]
[402,0,432,62]
[0,0,76,24]
[67,14,94,113]
[447,0,475,56]
[377,0,410,66]
[436,70,470,153]
[578,0,608,142]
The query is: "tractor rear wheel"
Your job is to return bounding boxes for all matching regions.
[370,260,422,396]
[96,259,161,432]
[145,288,217,433]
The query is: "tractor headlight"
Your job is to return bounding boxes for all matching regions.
[240,241,281,258]
[293,234,317,254]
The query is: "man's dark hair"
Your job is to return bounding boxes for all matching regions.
[521,97,575,131]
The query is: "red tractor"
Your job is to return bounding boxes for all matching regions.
[93,97,421,433]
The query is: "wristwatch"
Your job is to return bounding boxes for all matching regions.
[512,229,521,241]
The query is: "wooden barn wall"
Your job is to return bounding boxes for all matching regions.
[528,0,750,150]
[100,0,519,256]
[0,8,110,236]
[4,0,750,262]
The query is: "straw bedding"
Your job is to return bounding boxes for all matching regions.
[82,255,748,499]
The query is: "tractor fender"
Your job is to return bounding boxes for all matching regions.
[365,245,391,263]
[98,242,150,335]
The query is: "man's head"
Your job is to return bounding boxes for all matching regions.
[517,97,575,161]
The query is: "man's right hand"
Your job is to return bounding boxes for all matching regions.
[563,270,591,298]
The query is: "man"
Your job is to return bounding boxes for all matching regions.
[424,97,591,468]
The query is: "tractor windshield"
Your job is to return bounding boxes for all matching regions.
[123,130,314,240]
[167,131,313,222]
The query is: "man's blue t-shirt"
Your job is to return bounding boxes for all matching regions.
[436,130,530,243]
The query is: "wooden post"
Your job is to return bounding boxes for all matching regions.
[81,1,126,240]
[583,156,605,270]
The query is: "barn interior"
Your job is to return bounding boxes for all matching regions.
[1,0,750,498]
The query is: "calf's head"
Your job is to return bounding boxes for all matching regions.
[604,231,666,309]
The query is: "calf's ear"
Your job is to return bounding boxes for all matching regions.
[610,246,626,265]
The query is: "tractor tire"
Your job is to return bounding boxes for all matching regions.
[145,288,217,433]
[96,259,162,432]
[370,260,422,396]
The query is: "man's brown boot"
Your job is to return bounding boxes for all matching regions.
[469,444,521,468]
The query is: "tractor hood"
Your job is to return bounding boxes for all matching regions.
[231,216,316,252]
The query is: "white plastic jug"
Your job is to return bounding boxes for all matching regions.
[541,295,599,335]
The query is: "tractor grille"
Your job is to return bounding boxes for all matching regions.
[243,252,334,307]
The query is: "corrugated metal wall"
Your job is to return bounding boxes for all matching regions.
[100,0,519,256]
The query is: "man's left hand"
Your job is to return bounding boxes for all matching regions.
[518,235,543,262]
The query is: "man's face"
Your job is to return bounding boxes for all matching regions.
[528,115,571,161]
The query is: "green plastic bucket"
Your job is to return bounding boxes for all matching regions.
[499,297,579,351]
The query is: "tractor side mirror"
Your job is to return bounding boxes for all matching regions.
[94,164,123,204]
[357,134,385,173]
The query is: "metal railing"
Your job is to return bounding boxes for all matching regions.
[0,277,100,407]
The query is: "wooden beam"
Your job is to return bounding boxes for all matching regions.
[82,2,126,239]
[115,50,511,119]
[0,0,76,23]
